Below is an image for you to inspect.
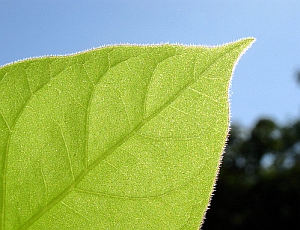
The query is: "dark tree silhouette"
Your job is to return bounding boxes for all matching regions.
[296,70,300,85]
[202,118,300,229]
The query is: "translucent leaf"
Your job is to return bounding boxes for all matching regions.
[0,38,254,229]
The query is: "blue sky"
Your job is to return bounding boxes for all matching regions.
[1,0,300,127]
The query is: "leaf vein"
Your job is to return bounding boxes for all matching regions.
[142,52,178,118]
[61,201,90,222]
[0,110,10,131]
[1,61,71,228]
[188,87,219,103]
[51,118,75,181]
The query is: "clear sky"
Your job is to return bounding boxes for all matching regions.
[1,0,300,127]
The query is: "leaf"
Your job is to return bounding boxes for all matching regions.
[0,38,254,229]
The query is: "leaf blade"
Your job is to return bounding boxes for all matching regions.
[0,38,254,229]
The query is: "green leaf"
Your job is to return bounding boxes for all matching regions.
[0,38,254,229]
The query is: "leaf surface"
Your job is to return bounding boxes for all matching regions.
[0,38,254,229]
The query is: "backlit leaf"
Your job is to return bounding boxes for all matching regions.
[0,38,254,229]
